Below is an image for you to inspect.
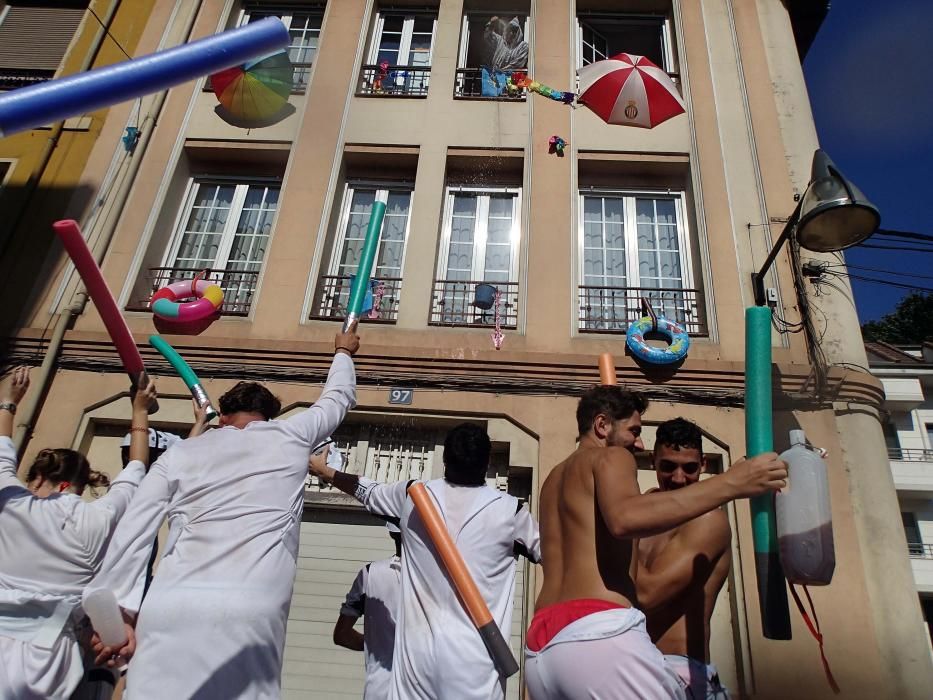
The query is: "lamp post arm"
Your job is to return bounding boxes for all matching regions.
[752,199,803,306]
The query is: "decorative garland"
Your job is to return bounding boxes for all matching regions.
[491,289,505,350]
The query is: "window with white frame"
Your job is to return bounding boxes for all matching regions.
[360,12,436,95]
[242,5,324,91]
[579,191,701,333]
[433,188,521,326]
[455,14,529,98]
[576,14,675,74]
[314,184,413,321]
[161,180,279,314]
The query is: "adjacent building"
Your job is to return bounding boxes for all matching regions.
[3,1,932,698]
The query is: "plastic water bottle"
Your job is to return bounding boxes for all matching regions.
[775,430,835,585]
[83,588,127,648]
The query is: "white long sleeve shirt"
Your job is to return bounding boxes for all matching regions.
[90,352,356,699]
[0,436,146,699]
[355,476,541,700]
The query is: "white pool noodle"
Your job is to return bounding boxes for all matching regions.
[83,588,127,648]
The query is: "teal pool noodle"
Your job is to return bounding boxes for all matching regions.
[745,306,792,640]
[148,335,217,421]
[344,193,388,332]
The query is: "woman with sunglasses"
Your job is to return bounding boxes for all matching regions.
[0,366,157,699]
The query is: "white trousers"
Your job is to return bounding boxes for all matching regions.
[524,607,686,700]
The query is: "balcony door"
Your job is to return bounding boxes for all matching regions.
[434,188,521,326]
[579,191,697,332]
[364,13,436,95]
[162,180,279,314]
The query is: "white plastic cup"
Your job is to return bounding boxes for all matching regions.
[83,588,127,648]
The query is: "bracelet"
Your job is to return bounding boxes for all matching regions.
[129,426,148,434]
[0,402,16,415]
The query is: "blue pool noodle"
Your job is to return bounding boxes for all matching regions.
[0,17,288,136]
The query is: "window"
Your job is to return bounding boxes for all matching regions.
[243,5,324,91]
[0,2,87,90]
[903,512,924,557]
[359,12,436,96]
[884,419,902,458]
[576,14,676,74]
[432,187,521,327]
[312,184,413,323]
[156,180,280,315]
[455,14,528,98]
[578,191,704,334]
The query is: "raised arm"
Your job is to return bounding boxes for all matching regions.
[283,332,359,446]
[309,457,409,522]
[188,398,212,438]
[0,367,29,489]
[595,448,786,539]
[636,510,732,610]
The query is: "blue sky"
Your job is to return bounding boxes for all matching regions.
[803,0,933,322]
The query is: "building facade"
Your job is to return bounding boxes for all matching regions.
[868,341,933,653]
[3,1,933,698]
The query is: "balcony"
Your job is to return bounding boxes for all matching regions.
[454,68,525,100]
[578,285,708,336]
[889,448,933,495]
[908,543,933,592]
[0,69,53,91]
[909,543,933,559]
[430,280,518,328]
[357,64,430,97]
[127,266,260,316]
[310,275,401,324]
[204,62,313,94]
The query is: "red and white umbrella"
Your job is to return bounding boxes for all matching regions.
[577,53,685,128]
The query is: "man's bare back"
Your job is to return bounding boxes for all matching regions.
[537,446,640,609]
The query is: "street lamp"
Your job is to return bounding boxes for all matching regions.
[751,149,880,306]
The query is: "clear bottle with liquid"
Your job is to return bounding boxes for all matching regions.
[775,430,836,585]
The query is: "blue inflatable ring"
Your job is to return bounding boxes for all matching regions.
[625,316,690,365]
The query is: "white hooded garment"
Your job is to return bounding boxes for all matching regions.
[0,437,146,699]
[90,353,356,699]
[355,476,541,700]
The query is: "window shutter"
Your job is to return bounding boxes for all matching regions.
[0,4,87,72]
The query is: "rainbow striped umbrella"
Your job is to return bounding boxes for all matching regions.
[211,51,292,122]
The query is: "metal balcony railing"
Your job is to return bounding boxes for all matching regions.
[311,275,402,323]
[908,543,933,559]
[0,69,54,91]
[358,64,430,97]
[127,266,260,316]
[430,280,518,328]
[454,68,526,100]
[888,448,933,462]
[204,62,313,94]
[578,285,707,336]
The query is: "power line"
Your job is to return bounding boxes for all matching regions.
[87,7,132,61]
[838,273,933,293]
[855,243,933,253]
[876,228,933,243]
[824,263,933,280]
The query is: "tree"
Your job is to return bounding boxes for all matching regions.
[861,292,933,344]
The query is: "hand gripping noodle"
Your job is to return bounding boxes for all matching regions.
[148,336,217,422]
[82,588,127,648]
[407,482,520,678]
[0,18,289,136]
[745,306,792,639]
[343,191,388,332]
[53,220,158,412]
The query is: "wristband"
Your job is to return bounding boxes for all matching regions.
[0,402,16,415]
[129,426,149,434]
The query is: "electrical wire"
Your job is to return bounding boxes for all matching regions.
[854,243,933,253]
[876,228,933,243]
[821,268,933,293]
[823,263,933,281]
[87,6,132,61]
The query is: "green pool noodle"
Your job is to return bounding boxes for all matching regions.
[149,335,217,421]
[745,306,792,640]
[343,192,388,332]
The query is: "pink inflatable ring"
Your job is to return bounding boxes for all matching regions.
[150,279,224,323]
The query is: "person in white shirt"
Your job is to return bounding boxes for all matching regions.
[0,366,157,700]
[311,422,541,700]
[333,523,402,700]
[89,331,359,699]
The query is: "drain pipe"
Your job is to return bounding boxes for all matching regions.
[0,0,122,259]
[13,0,205,451]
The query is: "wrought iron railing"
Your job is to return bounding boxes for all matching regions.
[454,68,526,100]
[577,285,707,336]
[311,275,402,323]
[0,69,54,91]
[358,64,430,97]
[888,448,933,462]
[430,280,518,328]
[127,266,261,316]
[908,543,933,559]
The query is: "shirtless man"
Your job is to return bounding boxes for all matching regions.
[525,386,787,699]
[638,418,731,699]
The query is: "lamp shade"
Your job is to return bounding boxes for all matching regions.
[795,150,880,252]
